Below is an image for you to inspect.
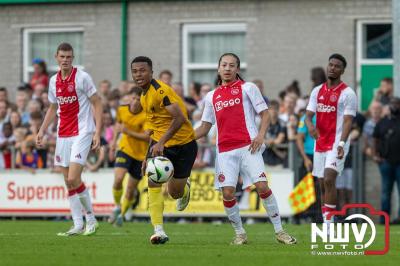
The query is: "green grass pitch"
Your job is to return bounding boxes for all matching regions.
[0,221,398,266]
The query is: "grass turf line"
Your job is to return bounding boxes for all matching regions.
[0,221,398,266]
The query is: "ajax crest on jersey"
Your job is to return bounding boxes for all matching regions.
[146,156,174,183]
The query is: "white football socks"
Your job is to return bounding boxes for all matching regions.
[224,199,246,235]
[260,190,283,233]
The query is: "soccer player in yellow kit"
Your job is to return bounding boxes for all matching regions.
[109,87,149,227]
[131,56,198,244]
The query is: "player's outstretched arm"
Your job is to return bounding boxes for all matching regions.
[90,94,103,150]
[36,103,57,147]
[194,121,212,140]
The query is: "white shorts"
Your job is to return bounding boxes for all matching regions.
[54,133,93,167]
[312,147,349,178]
[214,144,267,190]
[336,168,353,190]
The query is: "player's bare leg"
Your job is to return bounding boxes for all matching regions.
[222,186,247,245]
[109,167,127,224]
[68,162,98,236]
[115,177,140,227]
[322,168,338,234]
[148,180,168,244]
[168,177,191,211]
[254,181,297,244]
[57,166,84,236]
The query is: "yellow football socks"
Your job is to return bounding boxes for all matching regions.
[148,187,164,226]
[182,183,189,198]
[112,188,123,205]
[121,196,134,216]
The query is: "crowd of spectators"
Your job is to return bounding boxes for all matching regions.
[0,59,399,223]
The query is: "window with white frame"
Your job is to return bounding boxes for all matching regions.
[182,23,247,91]
[23,28,84,83]
[360,22,392,60]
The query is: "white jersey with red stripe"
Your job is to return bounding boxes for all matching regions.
[306,82,357,152]
[201,80,268,153]
[48,67,97,137]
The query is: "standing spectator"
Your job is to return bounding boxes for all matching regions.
[363,101,382,157]
[30,58,49,89]
[372,97,400,224]
[296,107,322,223]
[279,93,296,124]
[98,80,112,102]
[263,100,287,166]
[118,81,130,96]
[374,77,393,116]
[189,82,202,105]
[172,82,197,118]
[0,122,15,169]
[159,70,173,86]
[0,87,9,103]
[253,79,269,103]
[0,100,8,134]
[197,83,212,110]
[310,67,327,89]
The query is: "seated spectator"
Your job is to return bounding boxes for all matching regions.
[16,136,43,174]
[107,89,120,120]
[10,111,22,129]
[15,89,30,125]
[0,122,15,169]
[32,83,47,100]
[159,70,173,86]
[13,127,28,150]
[29,111,47,168]
[29,58,49,89]
[262,100,287,166]
[102,110,114,145]
[27,99,43,117]
[192,135,213,169]
[41,91,50,113]
[86,137,107,172]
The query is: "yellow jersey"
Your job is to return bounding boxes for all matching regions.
[140,79,195,147]
[116,105,148,161]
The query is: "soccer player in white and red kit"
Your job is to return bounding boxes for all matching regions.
[305,54,357,232]
[195,53,296,245]
[36,43,103,236]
